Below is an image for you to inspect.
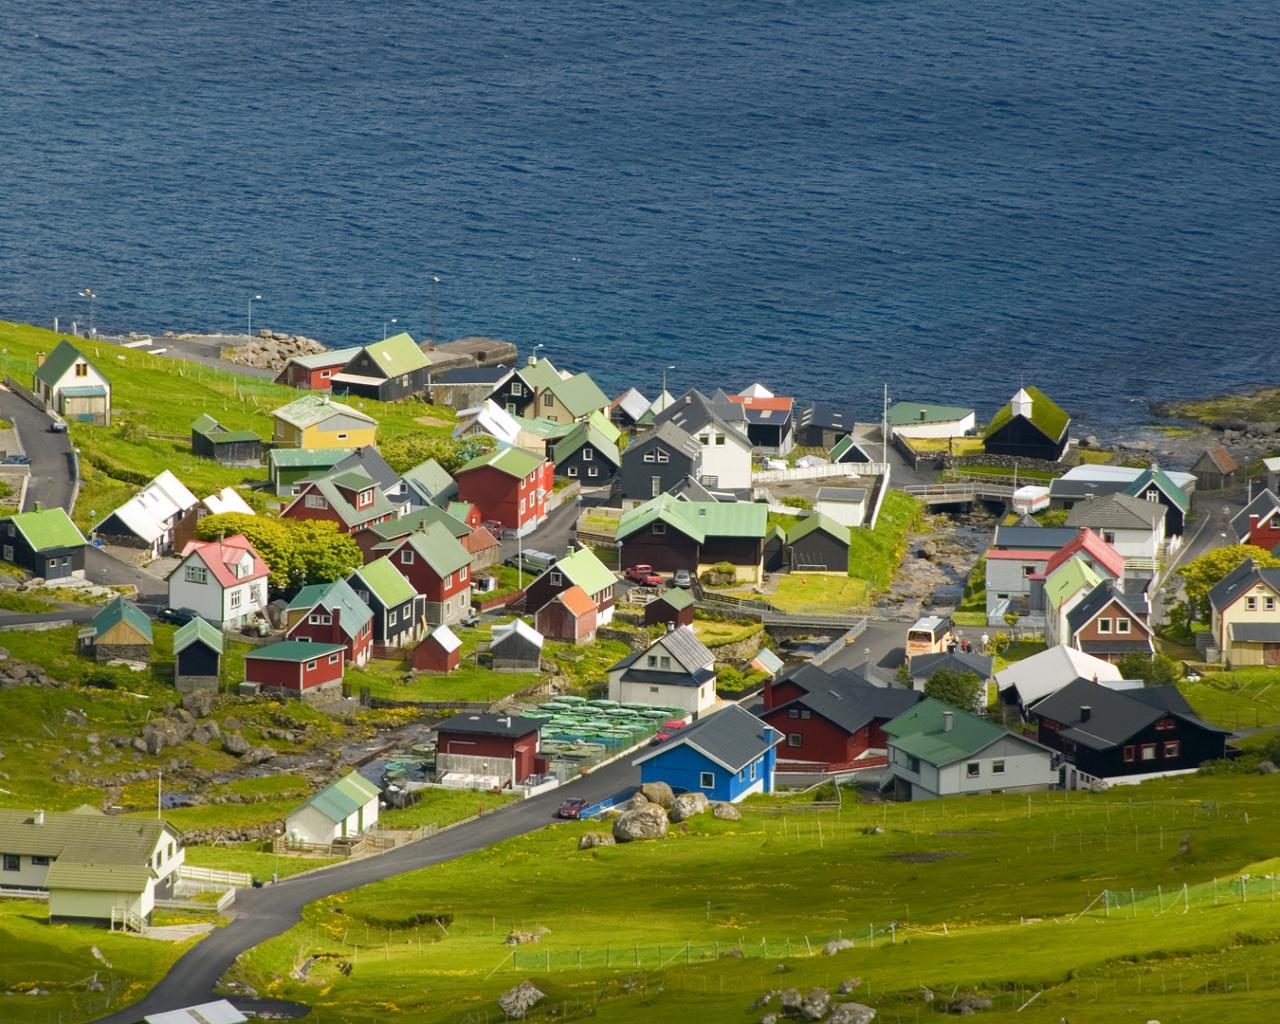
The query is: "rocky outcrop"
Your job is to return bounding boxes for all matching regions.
[0,658,61,689]
[497,980,546,1020]
[669,792,709,822]
[639,781,675,808]
[612,803,669,843]
[224,330,326,371]
[712,802,742,821]
[829,1004,876,1024]
[222,732,251,756]
[181,689,216,718]
[577,831,615,850]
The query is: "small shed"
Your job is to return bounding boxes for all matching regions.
[643,588,695,629]
[786,514,851,574]
[413,623,462,674]
[762,523,788,573]
[814,486,868,529]
[190,414,263,467]
[751,648,784,679]
[90,596,153,664]
[534,584,598,645]
[285,771,380,846]
[435,713,542,788]
[489,619,543,673]
[1193,445,1239,491]
[173,616,223,694]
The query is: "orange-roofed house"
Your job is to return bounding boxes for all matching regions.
[166,534,271,629]
[534,584,598,645]
[727,385,795,454]
[1041,528,1126,583]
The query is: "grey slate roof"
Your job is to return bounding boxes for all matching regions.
[669,476,720,502]
[1065,582,1150,637]
[623,419,701,461]
[437,712,539,739]
[611,625,716,688]
[633,704,782,772]
[652,389,751,446]
[991,526,1079,551]
[797,401,855,433]
[773,676,923,736]
[325,446,403,496]
[1065,493,1166,531]
[816,486,868,503]
[1032,680,1227,750]
[1230,489,1280,541]
[909,650,994,680]
[1207,558,1280,612]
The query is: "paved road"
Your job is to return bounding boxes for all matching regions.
[0,606,97,630]
[91,754,640,1024]
[85,547,168,602]
[497,492,585,567]
[0,387,74,512]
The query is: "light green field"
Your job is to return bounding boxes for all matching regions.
[1180,667,1280,730]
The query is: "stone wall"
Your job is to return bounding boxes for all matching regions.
[96,643,151,664]
[175,675,219,694]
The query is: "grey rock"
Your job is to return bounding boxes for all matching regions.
[624,791,650,810]
[497,980,545,1020]
[131,737,147,753]
[748,990,779,1011]
[800,987,831,1020]
[181,690,215,718]
[243,745,276,765]
[712,802,741,821]
[779,988,803,1012]
[577,831,615,850]
[829,1004,877,1024]
[1258,759,1277,775]
[64,708,89,728]
[824,938,853,955]
[612,802,669,842]
[222,732,251,756]
[920,986,934,1002]
[863,823,884,835]
[720,948,744,958]
[836,979,862,995]
[945,995,992,1014]
[639,781,675,808]
[761,1015,778,1024]
[669,791,709,822]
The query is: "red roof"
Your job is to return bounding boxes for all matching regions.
[727,395,793,412]
[985,549,1052,561]
[181,534,270,588]
[462,526,501,555]
[555,584,596,618]
[1043,528,1125,580]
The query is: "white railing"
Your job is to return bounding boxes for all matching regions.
[0,886,47,901]
[156,889,236,914]
[752,462,890,484]
[177,864,253,888]
[111,905,145,934]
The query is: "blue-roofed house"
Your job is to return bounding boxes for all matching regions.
[632,705,783,803]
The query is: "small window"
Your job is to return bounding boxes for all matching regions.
[588,467,598,477]
[388,609,398,626]
[543,392,554,407]
[567,466,578,477]
[306,660,318,671]
[582,448,593,462]
[75,362,88,377]
[800,709,811,720]
[750,761,757,781]
[305,494,328,509]
[1097,618,1112,634]
[788,708,800,719]
[3,854,20,871]
[1266,597,1276,612]
[1163,741,1180,758]
[992,760,1006,775]
[715,436,725,446]
[1022,565,1036,577]
[443,572,452,588]
[643,451,656,463]
[549,571,563,587]
[321,369,332,378]
[739,769,745,781]
[400,549,414,565]
[699,771,714,789]
[698,434,710,445]
[659,656,671,670]
[168,843,174,859]
[1246,596,1258,611]
[652,522,666,535]
[229,590,242,609]
[1115,618,1130,634]
[1156,718,1175,731]
[328,654,340,665]
[655,449,669,464]
[647,655,657,667]
[184,565,208,584]
[31,855,50,866]
[1140,743,1157,762]
[1102,530,1116,544]
[336,433,349,441]
[788,732,802,747]
[511,381,523,396]
[649,685,659,694]
[1122,745,1135,762]
[966,762,980,778]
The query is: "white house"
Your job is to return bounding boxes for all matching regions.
[167,534,271,628]
[1065,493,1166,566]
[887,401,976,440]
[994,643,1125,716]
[453,399,521,446]
[607,625,717,717]
[285,771,381,846]
[92,470,199,558]
[814,486,869,528]
[32,339,112,425]
[201,486,255,517]
[653,390,755,491]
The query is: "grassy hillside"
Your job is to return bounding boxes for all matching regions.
[0,320,455,527]
[225,773,1280,1023]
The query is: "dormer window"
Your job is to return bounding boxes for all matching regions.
[358,489,373,507]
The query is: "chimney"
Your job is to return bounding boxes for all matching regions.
[527,355,536,367]
[36,351,46,367]
[1080,705,1092,723]
[565,542,576,557]
[942,711,953,732]
[34,809,44,826]
[684,394,692,405]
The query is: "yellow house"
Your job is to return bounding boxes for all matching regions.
[520,358,608,425]
[271,394,378,449]
[1208,558,1280,666]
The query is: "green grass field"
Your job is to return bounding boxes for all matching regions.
[847,491,922,595]
[692,619,764,648]
[1179,667,1280,730]
[379,787,517,830]
[223,774,1280,1023]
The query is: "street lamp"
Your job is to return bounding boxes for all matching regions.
[430,275,441,346]
[78,289,96,337]
[384,317,398,340]
[662,364,674,397]
[247,294,263,343]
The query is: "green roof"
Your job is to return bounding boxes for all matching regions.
[882,697,1011,766]
[287,583,328,611]
[268,447,355,470]
[1124,464,1190,513]
[92,596,152,643]
[546,371,609,418]
[350,556,417,608]
[456,445,544,479]
[786,512,851,546]
[369,505,469,542]
[191,413,259,444]
[887,401,975,427]
[657,588,695,611]
[173,615,223,655]
[34,340,103,389]
[359,332,430,377]
[398,522,472,577]
[291,770,381,825]
[59,385,107,398]
[294,471,396,527]
[402,458,456,500]
[552,420,622,468]
[287,578,373,639]
[829,435,866,461]
[586,409,623,446]
[3,507,86,551]
[519,357,563,392]
[552,546,616,596]
[0,808,171,869]
[617,495,768,544]
[249,639,346,662]
[512,415,573,439]
[446,501,473,521]
[1043,556,1102,612]
[984,386,1070,441]
[273,394,377,430]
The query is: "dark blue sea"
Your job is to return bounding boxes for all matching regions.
[2,1,1278,430]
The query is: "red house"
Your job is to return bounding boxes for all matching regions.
[1231,489,1280,551]
[760,664,922,772]
[285,578,375,667]
[244,640,345,702]
[534,584,597,645]
[281,469,396,536]
[434,713,544,788]
[274,347,361,391]
[453,446,553,537]
[377,522,473,626]
[1041,527,1125,582]
[412,623,462,673]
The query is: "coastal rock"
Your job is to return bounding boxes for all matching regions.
[829,1004,876,1024]
[497,980,545,1020]
[612,803,669,843]
[748,991,779,1011]
[639,781,675,808]
[669,792,709,822]
[779,988,803,1013]
[800,988,831,1020]
[712,802,741,821]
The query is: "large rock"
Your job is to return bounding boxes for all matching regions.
[945,994,992,1015]
[800,988,831,1021]
[222,732,251,756]
[780,989,804,1014]
[243,745,276,765]
[829,1004,876,1024]
[577,831,615,850]
[669,792,709,822]
[612,803,669,843]
[624,791,651,810]
[712,802,741,821]
[639,781,675,808]
[497,980,545,1020]
[193,720,221,745]
[181,690,215,718]
[824,938,853,956]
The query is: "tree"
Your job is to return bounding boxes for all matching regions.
[290,520,363,585]
[379,434,495,475]
[195,513,363,592]
[1176,544,1280,621]
[1115,652,1183,687]
[923,668,983,710]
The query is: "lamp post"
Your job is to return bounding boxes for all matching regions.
[78,289,96,337]
[430,275,440,345]
[384,317,397,340]
[247,294,262,344]
[662,364,674,397]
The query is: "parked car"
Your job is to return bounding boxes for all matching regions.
[2,454,31,465]
[481,519,506,540]
[48,420,68,434]
[624,564,663,585]
[158,606,198,625]
[504,549,556,571]
[671,569,692,589]
[652,719,688,744]
[556,797,589,820]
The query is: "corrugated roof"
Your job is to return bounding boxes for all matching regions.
[437,712,540,739]
[34,339,103,389]
[1065,582,1150,638]
[786,512,850,545]
[491,618,543,650]
[93,471,199,545]
[92,596,153,643]
[173,616,223,655]
[268,447,355,470]
[456,445,545,479]
[1208,558,1280,612]
[273,394,377,430]
[994,645,1121,705]
[1042,528,1125,581]
[617,494,767,543]
[427,623,462,653]
[290,771,380,825]
[655,588,694,611]
[248,639,345,662]
[350,556,417,608]
[2,507,86,551]
[633,704,781,773]
[887,401,974,427]
[402,458,457,503]
[289,470,396,527]
[1230,489,1280,541]
[552,584,596,618]
[45,862,153,893]
[396,522,472,577]
[883,698,1027,766]
[1044,556,1102,612]
[288,578,373,640]
[549,546,616,597]
[369,505,469,543]
[1065,493,1166,531]
[358,333,430,377]
[0,807,172,865]
[284,347,361,370]
[1124,464,1190,513]
[553,420,621,467]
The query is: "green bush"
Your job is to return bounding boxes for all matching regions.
[781,496,812,510]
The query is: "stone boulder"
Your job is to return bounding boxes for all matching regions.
[222,732,251,756]
[639,781,675,808]
[181,690,215,718]
[64,707,89,728]
[497,980,545,1020]
[612,803,669,843]
[779,989,803,1014]
[193,720,221,745]
[577,831,615,850]
[829,1004,876,1024]
[836,979,862,995]
[243,745,276,765]
[669,792,709,822]
[624,791,650,810]
[800,988,831,1021]
[1258,759,1277,775]
[824,938,854,956]
[748,990,779,1011]
[945,994,992,1015]
[712,802,741,821]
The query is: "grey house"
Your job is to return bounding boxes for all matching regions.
[619,421,701,501]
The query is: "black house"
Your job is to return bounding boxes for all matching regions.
[1032,680,1229,789]
[329,333,433,401]
[190,415,263,467]
[619,421,701,501]
[786,514,851,574]
[173,616,223,694]
[983,387,1070,462]
[0,507,87,581]
[795,402,857,449]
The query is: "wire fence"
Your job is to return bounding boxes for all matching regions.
[1085,875,1280,919]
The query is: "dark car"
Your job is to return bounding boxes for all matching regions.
[158,606,198,626]
[556,797,589,820]
[481,519,506,540]
[48,420,68,434]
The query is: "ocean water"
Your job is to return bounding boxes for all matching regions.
[2,1,1278,430]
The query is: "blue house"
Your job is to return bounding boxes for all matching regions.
[632,705,783,803]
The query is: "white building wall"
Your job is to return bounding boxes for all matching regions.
[696,431,753,490]
[49,883,150,923]
[892,413,976,440]
[609,674,715,717]
[814,499,866,529]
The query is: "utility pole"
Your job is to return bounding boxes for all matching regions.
[882,383,888,466]
[430,275,440,346]
[248,293,262,344]
[156,770,162,820]
[79,289,96,337]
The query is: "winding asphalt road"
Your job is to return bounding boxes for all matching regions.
[0,387,74,512]
[91,754,640,1024]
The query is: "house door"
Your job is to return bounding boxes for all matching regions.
[1266,644,1280,667]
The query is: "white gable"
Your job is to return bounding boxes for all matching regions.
[454,399,520,445]
[203,487,254,517]
[995,644,1122,705]
[430,623,462,653]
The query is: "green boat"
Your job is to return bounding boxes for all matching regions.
[556,695,588,705]
[586,699,618,709]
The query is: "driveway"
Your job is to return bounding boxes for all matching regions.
[497,492,584,565]
[0,387,74,512]
[91,753,641,1024]
[85,546,168,602]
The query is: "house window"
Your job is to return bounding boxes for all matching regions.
[649,686,659,693]
[799,709,810,720]
[388,609,398,626]
[1115,618,1130,634]
[567,466,578,477]
[1123,744,1136,762]
[1102,530,1116,544]
[651,477,662,497]
[520,498,526,514]
[75,362,88,377]
[788,732,802,747]
[644,451,656,463]
[1246,596,1257,611]
[992,760,1006,775]
[588,467,598,477]
[321,369,332,378]
[309,613,331,625]
[336,433,349,441]
[230,590,242,609]
[656,449,669,463]
[549,571,562,586]
[400,549,414,565]
[184,565,208,584]
[328,654,340,664]
[31,855,50,866]
[652,522,666,535]
[699,771,714,789]
[1140,743,1157,762]
[698,434,709,445]
[1145,490,1160,503]
[966,762,980,778]
[750,761,757,781]
[543,393,554,408]
[908,755,920,773]
[582,448,593,462]
[306,660,317,670]
[1267,597,1277,612]
[659,656,671,670]
[460,566,467,582]
[715,436,725,445]
[1097,618,1111,634]
[1,545,10,562]
[47,558,57,571]
[647,655,657,667]
[1163,741,1180,758]
[443,572,452,588]
[1022,565,1036,577]
[788,708,800,719]
[738,768,745,781]
[305,494,328,509]
[2,854,17,871]
[1155,718,1175,731]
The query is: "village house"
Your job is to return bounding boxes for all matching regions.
[522,545,616,625]
[1207,558,1280,666]
[435,713,543,789]
[286,578,374,667]
[453,445,553,537]
[726,384,796,454]
[167,534,270,629]
[535,584,597,645]
[884,698,1057,801]
[281,468,396,536]
[1065,493,1166,567]
[244,640,345,701]
[323,446,413,514]
[887,401,976,440]
[267,447,355,497]
[619,420,702,502]
[172,616,222,693]
[401,458,458,508]
[633,705,782,804]
[907,650,994,694]
[348,556,426,648]
[0,807,183,928]
[0,506,87,580]
[189,414,262,467]
[1048,464,1197,516]
[171,486,256,552]
[1121,464,1191,536]
[361,504,498,569]
[994,643,1125,718]
[511,413,573,456]
[608,625,717,717]
[786,513,850,573]
[552,414,622,486]
[274,346,362,390]
[271,394,377,449]
[328,333,433,401]
[454,399,522,446]
[983,386,1070,462]
[617,494,768,583]
[1042,556,1104,647]
[609,387,650,430]
[652,389,754,491]
[1230,489,1280,550]
[33,339,111,424]
[284,771,381,846]
[983,545,1055,625]
[795,401,856,449]
[430,364,514,411]
[1193,445,1240,491]
[92,470,199,558]
[1063,582,1153,662]
[412,623,462,673]
[88,596,153,664]
[828,434,875,464]
[1032,679,1229,790]
[643,587,695,629]
[490,619,544,673]
[814,486,869,528]
[488,356,560,416]
[375,522,472,626]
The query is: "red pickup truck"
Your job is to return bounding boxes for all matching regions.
[624,564,663,586]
